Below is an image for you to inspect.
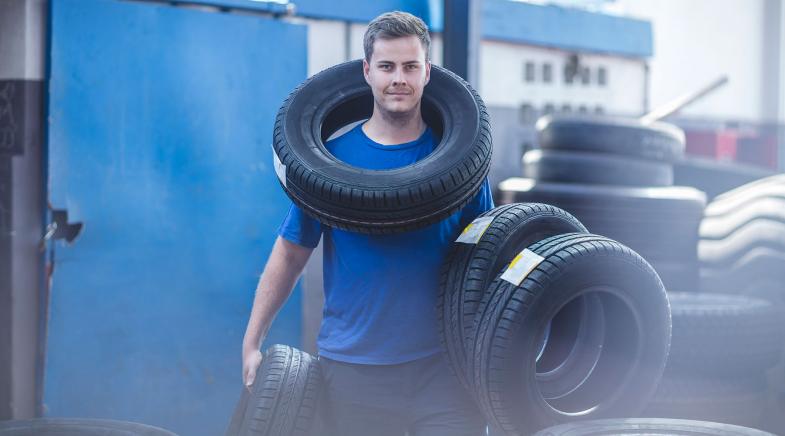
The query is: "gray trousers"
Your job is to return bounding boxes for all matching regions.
[315,352,486,436]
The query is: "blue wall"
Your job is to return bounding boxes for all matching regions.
[45,1,307,434]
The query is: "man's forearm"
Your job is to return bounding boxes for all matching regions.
[243,236,314,351]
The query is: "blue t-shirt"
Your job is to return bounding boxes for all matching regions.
[278,124,494,364]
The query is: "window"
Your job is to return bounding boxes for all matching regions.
[542,63,553,83]
[580,67,591,85]
[598,67,607,86]
[595,106,605,114]
[524,61,536,82]
[520,103,536,124]
[561,104,572,113]
[578,105,588,114]
[543,103,555,115]
[563,64,574,84]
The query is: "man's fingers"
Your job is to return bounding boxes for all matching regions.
[243,350,262,390]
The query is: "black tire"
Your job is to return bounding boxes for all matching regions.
[273,59,492,234]
[699,219,785,267]
[644,374,768,428]
[701,198,785,241]
[229,345,321,436]
[536,114,685,162]
[498,178,705,291]
[650,260,700,293]
[438,203,587,391]
[702,175,785,219]
[522,149,674,186]
[0,419,177,435]
[665,293,784,374]
[674,156,776,201]
[700,247,785,307]
[498,178,705,219]
[532,418,775,436]
[472,233,671,435]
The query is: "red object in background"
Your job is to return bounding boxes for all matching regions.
[685,128,778,169]
[685,130,737,161]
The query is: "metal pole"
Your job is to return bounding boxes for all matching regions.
[443,0,481,87]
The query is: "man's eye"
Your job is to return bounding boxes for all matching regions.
[406,65,418,70]
[379,65,391,70]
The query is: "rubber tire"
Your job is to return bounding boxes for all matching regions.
[498,179,706,221]
[699,219,785,267]
[438,203,587,391]
[228,345,321,436]
[643,374,768,429]
[651,260,700,293]
[665,292,784,374]
[674,156,776,200]
[522,149,674,187]
[536,114,686,162]
[273,59,492,234]
[0,419,177,435]
[531,418,775,436]
[472,233,671,435]
[701,197,785,241]
[700,247,785,306]
[703,174,785,218]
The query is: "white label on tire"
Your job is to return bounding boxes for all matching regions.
[272,145,287,188]
[500,249,545,286]
[456,216,495,244]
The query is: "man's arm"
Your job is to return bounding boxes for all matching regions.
[242,236,314,387]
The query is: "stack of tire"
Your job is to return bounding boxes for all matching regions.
[438,203,674,435]
[641,292,783,428]
[696,174,785,432]
[699,174,785,305]
[504,115,706,293]
[497,115,784,433]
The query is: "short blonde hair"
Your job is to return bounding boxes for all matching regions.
[363,11,431,62]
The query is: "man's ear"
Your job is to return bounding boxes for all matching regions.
[424,61,431,86]
[363,59,371,85]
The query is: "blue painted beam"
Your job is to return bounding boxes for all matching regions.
[181,0,652,58]
[481,0,653,57]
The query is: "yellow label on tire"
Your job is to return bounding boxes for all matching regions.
[455,216,495,244]
[500,249,545,286]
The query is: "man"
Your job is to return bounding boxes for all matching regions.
[242,11,493,436]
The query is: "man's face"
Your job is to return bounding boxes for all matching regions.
[363,35,431,117]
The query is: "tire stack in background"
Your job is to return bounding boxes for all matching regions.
[501,115,706,293]
[699,174,785,306]
[642,292,783,428]
[496,115,785,434]
[696,174,785,433]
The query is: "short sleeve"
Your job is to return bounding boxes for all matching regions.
[277,203,323,248]
[459,178,496,228]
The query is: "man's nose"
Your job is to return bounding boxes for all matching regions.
[391,67,406,85]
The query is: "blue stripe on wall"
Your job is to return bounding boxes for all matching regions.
[167,0,652,57]
[481,0,653,57]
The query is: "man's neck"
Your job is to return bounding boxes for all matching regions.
[362,106,426,146]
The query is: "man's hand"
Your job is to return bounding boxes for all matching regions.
[243,347,263,390]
